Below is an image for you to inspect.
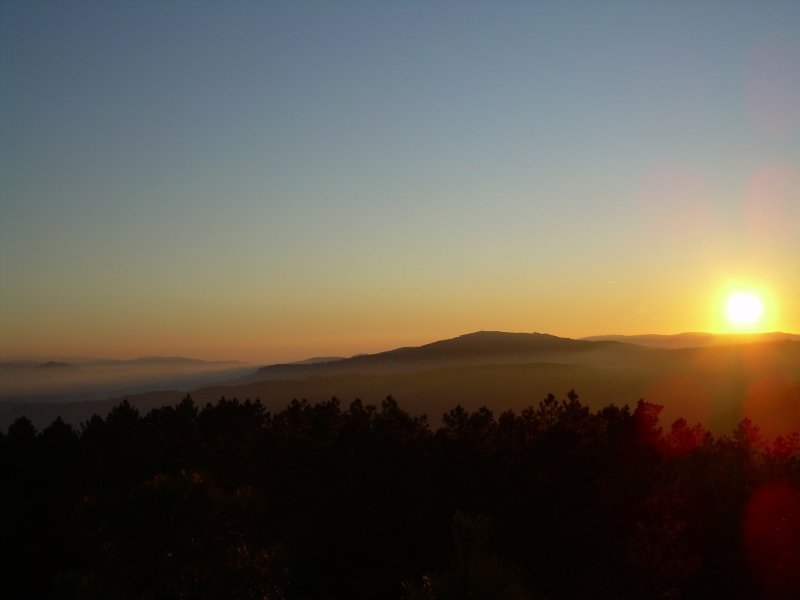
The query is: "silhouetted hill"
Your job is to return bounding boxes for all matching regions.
[36,361,79,370]
[582,331,800,349]
[127,356,243,366]
[1,356,244,368]
[4,333,800,436]
[249,331,635,382]
[381,331,615,359]
[0,355,253,412]
[147,337,800,437]
[290,356,346,365]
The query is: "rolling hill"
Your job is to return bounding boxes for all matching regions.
[3,332,800,436]
[244,331,643,382]
[582,331,800,349]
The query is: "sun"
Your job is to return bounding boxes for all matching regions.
[725,292,764,327]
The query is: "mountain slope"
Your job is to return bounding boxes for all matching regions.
[582,331,800,349]
[4,333,800,437]
[247,331,637,382]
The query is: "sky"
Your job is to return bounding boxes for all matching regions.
[1,1,799,363]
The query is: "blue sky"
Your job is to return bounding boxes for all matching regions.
[1,1,799,361]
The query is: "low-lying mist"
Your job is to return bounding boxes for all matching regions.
[0,357,252,402]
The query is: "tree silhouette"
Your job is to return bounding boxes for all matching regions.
[1,390,799,598]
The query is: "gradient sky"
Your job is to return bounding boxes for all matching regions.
[1,1,799,362]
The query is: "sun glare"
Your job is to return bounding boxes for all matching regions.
[726,292,764,327]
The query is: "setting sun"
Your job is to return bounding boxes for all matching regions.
[726,292,764,327]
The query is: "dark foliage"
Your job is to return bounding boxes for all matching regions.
[2,391,799,598]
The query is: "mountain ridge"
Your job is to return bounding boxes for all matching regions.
[248,331,633,382]
[3,331,800,436]
[582,331,800,349]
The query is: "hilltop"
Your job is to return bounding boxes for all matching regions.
[3,331,799,436]
[36,361,80,370]
[247,331,636,382]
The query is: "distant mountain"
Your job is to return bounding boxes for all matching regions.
[84,356,244,367]
[127,356,232,366]
[155,335,800,437]
[4,331,800,437]
[5,355,245,366]
[582,331,800,349]
[36,361,79,370]
[247,331,636,382]
[0,355,252,407]
[380,331,612,358]
[290,356,346,366]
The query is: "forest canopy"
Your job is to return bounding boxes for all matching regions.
[2,392,799,598]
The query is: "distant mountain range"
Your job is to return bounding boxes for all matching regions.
[247,330,800,381]
[2,331,799,437]
[36,361,80,370]
[289,356,346,366]
[246,331,636,382]
[1,356,243,368]
[582,331,800,349]
[189,330,800,436]
[0,355,253,408]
